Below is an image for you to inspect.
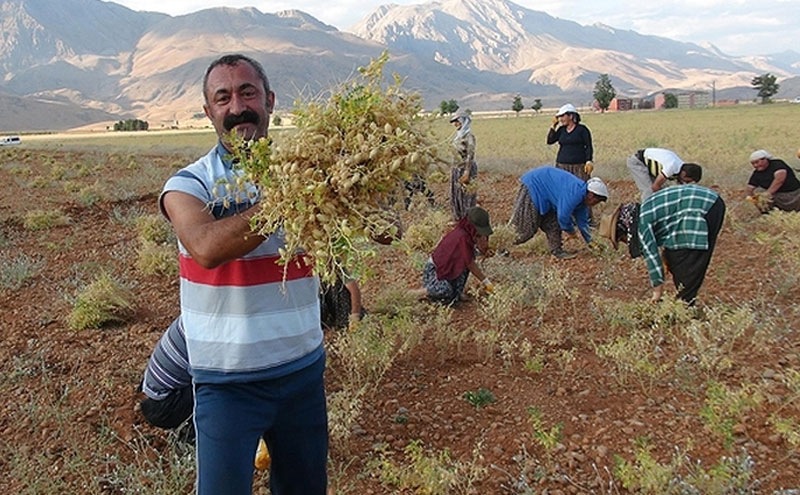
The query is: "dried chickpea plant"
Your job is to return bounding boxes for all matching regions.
[227,51,445,284]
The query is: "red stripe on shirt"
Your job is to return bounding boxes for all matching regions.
[180,254,314,286]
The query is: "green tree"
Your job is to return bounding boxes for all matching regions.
[663,93,678,109]
[593,74,616,113]
[113,119,149,131]
[512,95,524,116]
[531,99,543,113]
[751,73,780,104]
[439,99,459,116]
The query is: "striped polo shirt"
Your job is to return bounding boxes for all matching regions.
[159,143,323,384]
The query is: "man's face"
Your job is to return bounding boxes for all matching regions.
[203,61,274,148]
[585,192,605,207]
[751,157,769,171]
[476,234,489,254]
[678,170,696,184]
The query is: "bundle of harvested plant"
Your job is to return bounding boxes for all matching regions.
[229,52,445,283]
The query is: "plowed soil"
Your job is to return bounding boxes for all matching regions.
[1,147,798,493]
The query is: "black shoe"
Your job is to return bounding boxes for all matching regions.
[552,248,577,260]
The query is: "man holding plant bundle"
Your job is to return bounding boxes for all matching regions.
[159,54,327,495]
[597,184,725,305]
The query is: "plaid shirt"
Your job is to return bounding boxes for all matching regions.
[637,185,720,286]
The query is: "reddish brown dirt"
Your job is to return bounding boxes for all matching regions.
[1,148,799,493]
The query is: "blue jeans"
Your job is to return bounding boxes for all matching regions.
[194,355,328,495]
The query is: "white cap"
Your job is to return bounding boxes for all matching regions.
[587,177,609,199]
[556,103,577,116]
[749,149,772,161]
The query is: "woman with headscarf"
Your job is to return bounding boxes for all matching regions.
[449,112,478,221]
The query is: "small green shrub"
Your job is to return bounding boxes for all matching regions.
[67,272,135,330]
[699,381,763,449]
[614,439,759,494]
[136,214,175,245]
[369,439,486,494]
[527,406,563,455]
[463,387,495,408]
[136,242,178,276]
[23,209,71,230]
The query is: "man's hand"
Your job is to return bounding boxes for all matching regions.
[651,285,663,302]
[348,313,361,331]
[584,161,593,175]
[482,278,495,294]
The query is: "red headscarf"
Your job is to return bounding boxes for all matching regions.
[431,217,477,280]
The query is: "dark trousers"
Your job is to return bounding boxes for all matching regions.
[194,355,328,495]
[664,197,725,304]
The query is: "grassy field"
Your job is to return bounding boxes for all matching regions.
[20,102,800,188]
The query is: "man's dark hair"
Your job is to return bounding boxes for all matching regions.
[202,54,270,104]
[680,163,702,183]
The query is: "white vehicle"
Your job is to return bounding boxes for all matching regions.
[792,97,800,104]
[0,135,21,146]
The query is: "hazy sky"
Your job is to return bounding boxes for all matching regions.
[108,0,797,57]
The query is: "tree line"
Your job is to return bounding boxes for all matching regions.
[439,72,783,117]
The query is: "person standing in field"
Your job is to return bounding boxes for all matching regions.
[509,166,608,259]
[547,103,593,181]
[449,112,478,221]
[597,184,725,305]
[626,147,703,201]
[159,53,327,495]
[746,149,800,213]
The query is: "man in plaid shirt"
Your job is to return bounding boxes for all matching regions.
[638,184,725,303]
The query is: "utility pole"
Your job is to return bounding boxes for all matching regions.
[710,80,716,107]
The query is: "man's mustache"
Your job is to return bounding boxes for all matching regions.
[223,110,260,131]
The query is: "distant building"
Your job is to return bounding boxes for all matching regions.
[676,91,710,108]
[653,90,711,109]
[608,97,633,111]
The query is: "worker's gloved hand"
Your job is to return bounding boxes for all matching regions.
[584,161,593,175]
[551,116,559,128]
[482,278,495,293]
[458,174,470,185]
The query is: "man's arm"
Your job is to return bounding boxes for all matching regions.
[162,191,264,269]
[651,173,668,192]
[766,169,788,196]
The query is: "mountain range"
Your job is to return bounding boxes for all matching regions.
[1,0,799,132]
